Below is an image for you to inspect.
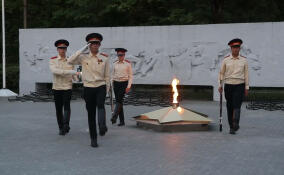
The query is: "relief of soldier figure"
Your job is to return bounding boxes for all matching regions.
[100,44,207,81]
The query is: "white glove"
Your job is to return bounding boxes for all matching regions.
[78,43,90,53]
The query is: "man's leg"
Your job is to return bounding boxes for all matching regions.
[118,81,128,126]
[224,84,234,132]
[63,90,72,133]
[225,84,236,134]
[118,106,125,126]
[111,81,123,124]
[54,90,64,135]
[232,83,245,132]
[84,87,98,147]
[96,85,107,136]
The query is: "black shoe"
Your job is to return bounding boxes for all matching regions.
[99,127,107,136]
[118,123,125,126]
[66,127,70,133]
[229,128,235,135]
[59,129,66,136]
[64,125,70,134]
[99,131,105,136]
[91,139,98,147]
[234,125,239,131]
[110,117,117,124]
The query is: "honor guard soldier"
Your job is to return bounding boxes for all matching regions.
[68,33,110,147]
[110,48,133,126]
[49,39,79,135]
[218,38,249,134]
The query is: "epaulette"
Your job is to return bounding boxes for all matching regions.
[50,56,57,59]
[124,59,131,63]
[113,60,118,63]
[240,55,246,58]
[100,53,108,57]
[224,55,230,58]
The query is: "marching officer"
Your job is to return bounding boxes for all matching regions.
[49,39,79,135]
[110,48,133,126]
[218,38,249,134]
[68,33,110,147]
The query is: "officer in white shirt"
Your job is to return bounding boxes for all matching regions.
[68,33,110,147]
[50,39,79,135]
[218,38,249,134]
[110,48,133,126]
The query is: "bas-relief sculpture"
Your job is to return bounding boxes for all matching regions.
[20,22,284,100]
[23,44,51,73]
[21,42,262,98]
[102,43,261,85]
[24,43,261,79]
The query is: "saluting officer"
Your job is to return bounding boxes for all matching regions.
[68,33,110,147]
[218,38,249,134]
[49,39,79,135]
[110,48,133,126]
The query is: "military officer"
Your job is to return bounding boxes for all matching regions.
[49,39,79,135]
[110,48,133,126]
[218,38,249,134]
[68,33,110,147]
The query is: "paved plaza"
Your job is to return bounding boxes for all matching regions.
[0,99,283,175]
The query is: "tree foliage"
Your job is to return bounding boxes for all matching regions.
[1,0,284,90]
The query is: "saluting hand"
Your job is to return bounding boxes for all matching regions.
[78,43,90,53]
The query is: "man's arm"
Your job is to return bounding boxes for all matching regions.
[127,63,133,90]
[218,60,226,93]
[67,51,83,65]
[105,58,110,92]
[49,60,76,75]
[244,60,249,96]
[67,44,89,65]
[244,60,249,90]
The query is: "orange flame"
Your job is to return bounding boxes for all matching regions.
[171,78,179,104]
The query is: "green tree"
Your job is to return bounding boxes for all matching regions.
[1,0,284,91]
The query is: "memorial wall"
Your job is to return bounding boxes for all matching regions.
[19,22,284,100]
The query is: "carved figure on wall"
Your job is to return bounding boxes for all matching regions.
[23,44,51,73]
[169,45,205,80]
[211,45,261,76]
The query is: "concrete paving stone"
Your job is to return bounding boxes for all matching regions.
[0,100,283,175]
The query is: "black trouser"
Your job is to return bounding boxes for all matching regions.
[224,83,245,129]
[113,81,128,123]
[84,85,107,140]
[53,89,72,130]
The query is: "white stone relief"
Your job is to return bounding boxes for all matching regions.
[23,44,51,73]
[19,22,284,100]
[210,45,262,76]
[102,45,207,80]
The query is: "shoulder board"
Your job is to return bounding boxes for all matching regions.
[113,60,118,63]
[50,56,57,59]
[240,55,247,58]
[224,55,230,58]
[124,59,131,63]
[100,53,108,57]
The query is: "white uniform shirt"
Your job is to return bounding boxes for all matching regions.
[219,55,249,89]
[68,51,110,89]
[112,59,133,89]
[49,55,76,90]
